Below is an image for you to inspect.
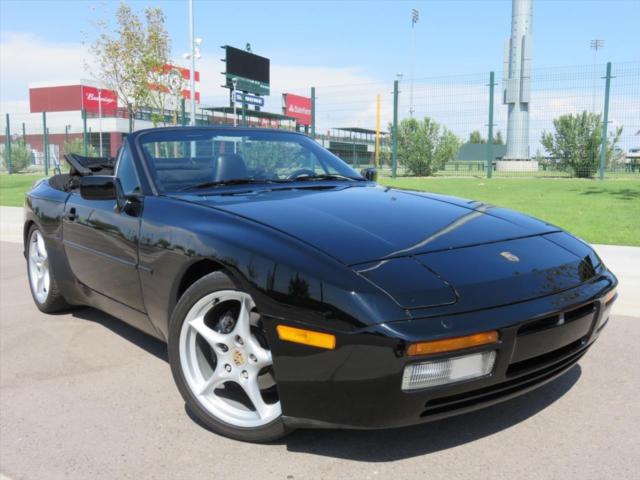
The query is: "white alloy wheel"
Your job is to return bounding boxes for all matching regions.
[178,290,281,428]
[28,229,50,304]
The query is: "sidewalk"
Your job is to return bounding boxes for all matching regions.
[0,206,22,244]
[1,205,637,316]
[589,244,638,317]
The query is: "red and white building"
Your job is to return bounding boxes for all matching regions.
[1,67,201,164]
[25,79,135,158]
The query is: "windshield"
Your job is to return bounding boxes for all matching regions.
[137,128,363,192]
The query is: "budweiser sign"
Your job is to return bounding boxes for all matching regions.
[81,86,118,114]
[283,93,312,126]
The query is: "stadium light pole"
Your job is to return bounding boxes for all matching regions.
[189,0,195,125]
[590,39,604,113]
[185,0,202,126]
[409,8,419,118]
[98,88,103,157]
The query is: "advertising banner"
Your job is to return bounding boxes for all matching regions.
[81,86,118,115]
[283,93,312,126]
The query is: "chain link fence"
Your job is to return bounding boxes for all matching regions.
[1,61,638,179]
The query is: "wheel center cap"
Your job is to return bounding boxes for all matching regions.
[232,349,245,367]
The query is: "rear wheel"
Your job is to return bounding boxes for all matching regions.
[168,271,288,442]
[26,226,71,313]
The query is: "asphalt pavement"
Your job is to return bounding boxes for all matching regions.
[1,205,639,480]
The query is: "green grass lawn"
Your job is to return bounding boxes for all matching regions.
[1,174,638,246]
[0,174,43,207]
[380,177,640,246]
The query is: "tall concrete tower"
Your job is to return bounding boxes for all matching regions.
[503,0,533,160]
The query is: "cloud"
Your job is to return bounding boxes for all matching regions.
[0,100,29,114]
[0,31,384,125]
[0,32,88,106]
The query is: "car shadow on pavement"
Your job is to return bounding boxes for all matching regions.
[69,307,168,362]
[284,366,581,461]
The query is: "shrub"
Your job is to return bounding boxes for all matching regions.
[541,111,622,178]
[2,142,32,173]
[397,117,461,176]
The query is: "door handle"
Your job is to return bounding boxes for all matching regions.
[64,208,78,221]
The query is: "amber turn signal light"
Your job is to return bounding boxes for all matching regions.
[407,331,499,357]
[276,325,336,350]
[603,289,617,305]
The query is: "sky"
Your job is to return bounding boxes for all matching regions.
[1,0,639,143]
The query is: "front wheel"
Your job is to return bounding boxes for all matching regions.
[168,271,288,442]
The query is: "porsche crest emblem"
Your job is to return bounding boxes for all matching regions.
[232,349,245,367]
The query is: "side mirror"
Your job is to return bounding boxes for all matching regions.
[360,168,378,182]
[80,176,122,201]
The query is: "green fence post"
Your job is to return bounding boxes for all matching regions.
[82,108,88,156]
[128,104,134,133]
[42,112,49,176]
[487,71,496,179]
[392,80,399,178]
[4,113,12,174]
[310,87,316,139]
[241,93,247,127]
[353,136,358,167]
[181,98,186,126]
[599,62,612,180]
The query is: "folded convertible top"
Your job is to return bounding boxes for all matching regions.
[64,153,114,176]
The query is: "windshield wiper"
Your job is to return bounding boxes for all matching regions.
[290,174,365,182]
[178,178,273,191]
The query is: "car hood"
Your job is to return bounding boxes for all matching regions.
[175,184,560,265]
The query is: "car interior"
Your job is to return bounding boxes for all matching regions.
[48,151,257,194]
[148,153,251,191]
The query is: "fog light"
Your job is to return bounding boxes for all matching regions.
[401,351,496,391]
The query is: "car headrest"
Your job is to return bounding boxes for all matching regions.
[214,153,248,182]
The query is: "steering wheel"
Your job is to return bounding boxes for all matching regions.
[287,168,317,180]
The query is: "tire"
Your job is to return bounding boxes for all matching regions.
[168,271,289,442]
[26,225,72,313]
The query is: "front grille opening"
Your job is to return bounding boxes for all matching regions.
[518,314,560,335]
[564,302,596,323]
[518,301,596,336]
[507,338,586,377]
[420,349,586,418]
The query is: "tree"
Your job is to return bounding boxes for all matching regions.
[468,130,486,144]
[90,3,171,128]
[541,111,622,178]
[2,142,32,173]
[397,117,461,176]
[494,130,504,145]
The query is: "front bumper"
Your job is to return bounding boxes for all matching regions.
[266,271,617,430]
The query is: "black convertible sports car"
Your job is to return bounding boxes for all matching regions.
[24,127,617,442]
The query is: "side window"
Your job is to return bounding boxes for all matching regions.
[116,147,141,196]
